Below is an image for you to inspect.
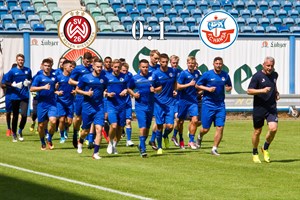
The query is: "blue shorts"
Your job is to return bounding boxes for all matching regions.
[201,104,226,129]
[198,100,202,121]
[136,107,154,128]
[174,101,179,113]
[37,102,57,123]
[5,96,12,112]
[57,102,74,118]
[154,103,175,125]
[74,96,83,116]
[177,102,198,120]
[81,104,105,129]
[126,105,132,120]
[107,106,126,127]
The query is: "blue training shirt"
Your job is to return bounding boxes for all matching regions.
[56,74,75,106]
[6,66,32,100]
[70,64,93,99]
[1,73,13,99]
[196,69,232,106]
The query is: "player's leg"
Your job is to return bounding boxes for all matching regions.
[107,109,117,154]
[171,102,179,146]
[78,107,95,154]
[37,103,49,150]
[136,109,149,157]
[30,99,38,133]
[154,103,165,153]
[186,104,198,149]
[177,103,189,149]
[5,95,12,136]
[72,97,83,148]
[11,100,21,142]
[17,99,28,141]
[93,125,103,159]
[197,104,213,148]
[114,109,126,154]
[162,105,175,149]
[57,102,67,143]
[211,106,226,156]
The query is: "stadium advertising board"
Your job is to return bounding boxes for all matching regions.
[295,38,300,94]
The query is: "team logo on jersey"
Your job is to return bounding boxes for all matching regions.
[120,78,124,82]
[100,79,104,83]
[222,77,225,81]
[58,10,97,49]
[199,10,238,50]
[148,76,153,81]
[169,73,173,77]
[195,74,198,78]
[51,77,55,81]
[262,78,265,82]
[25,71,28,74]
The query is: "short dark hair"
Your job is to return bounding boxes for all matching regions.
[11,63,17,68]
[62,59,72,66]
[104,56,112,61]
[213,57,223,63]
[71,61,76,66]
[93,58,103,63]
[83,52,93,60]
[160,53,169,61]
[139,59,149,65]
[42,58,53,65]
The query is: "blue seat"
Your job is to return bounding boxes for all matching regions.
[277,25,289,33]
[270,17,282,29]
[10,6,22,16]
[209,0,221,10]
[0,23,3,30]
[295,18,300,25]
[236,17,245,29]
[107,15,120,26]
[276,9,287,20]
[141,8,152,19]
[288,9,299,20]
[159,16,171,26]
[240,25,252,33]
[173,0,184,10]
[196,0,208,10]
[14,14,27,27]
[0,0,4,6]
[32,23,45,31]
[19,23,31,31]
[95,16,107,26]
[129,8,140,19]
[184,17,196,27]
[165,25,177,32]
[246,17,258,28]
[148,0,159,10]
[151,25,160,32]
[185,0,196,11]
[282,17,294,28]
[133,16,145,23]
[153,8,165,18]
[203,8,212,15]
[240,9,251,19]
[257,0,268,12]
[177,25,189,33]
[269,0,280,12]
[228,8,239,18]
[136,0,147,11]
[1,14,13,26]
[116,7,127,18]
[290,26,300,33]
[245,1,256,12]
[160,0,172,10]
[112,24,125,32]
[6,0,18,8]
[196,17,202,25]
[99,24,112,32]
[5,23,17,31]
[264,9,276,20]
[266,25,278,33]
[147,16,158,26]
[281,0,292,12]
[110,0,121,10]
[172,16,183,27]
[233,0,245,12]
[125,24,132,31]
[253,25,265,33]
[252,9,263,20]
[178,8,190,19]
[258,17,270,29]
[293,0,300,13]
[190,8,202,19]
[0,5,8,16]
[166,8,177,19]
[28,14,41,27]
[123,0,134,10]
[222,0,232,11]
[190,25,198,33]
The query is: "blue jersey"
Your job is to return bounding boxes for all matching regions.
[106,72,129,110]
[197,69,232,106]
[70,64,93,98]
[177,69,201,104]
[149,63,160,73]
[31,72,57,104]
[1,73,13,97]
[77,72,107,108]
[128,72,161,110]
[55,68,63,76]
[153,67,177,106]
[123,71,133,105]
[56,74,75,106]
[6,66,32,100]
[103,68,112,74]
[36,69,57,76]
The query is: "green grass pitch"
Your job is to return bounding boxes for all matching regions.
[0,119,299,200]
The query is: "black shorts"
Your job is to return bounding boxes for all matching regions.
[253,107,278,129]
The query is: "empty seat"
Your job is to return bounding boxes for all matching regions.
[185,0,196,11]
[276,9,288,20]
[293,0,300,13]
[264,9,276,20]
[240,25,252,33]
[0,23,3,30]
[1,14,13,26]
[270,17,282,29]
[290,26,300,33]
[165,25,177,32]
[107,15,120,26]
[19,23,31,31]
[37,7,49,17]
[196,0,208,10]
[129,8,140,18]
[133,16,145,23]
[123,0,134,10]
[0,0,4,6]
[121,16,132,27]
[116,7,127,18]
[148,0,159,10]
[253,25,264,33]
[190,25,198,33]
[160,0,172,11]
[141,8,152,19]
[173,0,184,10]
[32,23,45,31]
[41,14,54,25]
[228,8,239,18]
[10,6,22,17]
[209,0,221,10]
[282,17,294,28]
[5,23,17,31]
[53,15,61,23]
[153,8,165,18]
[258,17,270,29]
[236,17,246,29]
[269,0,280,12]
[45,0,58,9]
[24,6,35,18]
[84,0,96,11]
[178,8,190,19]
[288,9,299,20]
[177,25,189,33]
[125,24,132,31]
[257,0,268,12]
[246,17,258,28]
[295,18,300,25]
[46,23,57,31]
[252,9,263,20]
[97,0,110,9]
[49,7,62,17]
[147,16,158,26]
[90,7,102,18]
[172,16,183,27]
[240,9,251,19]
[6,0,18,8]
[32,0,44,9]
[151,25,160,32]
[166,8,177,19]
[266,26,278,33]
[233,0,245,12]
[278,25,289,33]
[222,0,232,11]
[245,1,256,12]
[136,0,147,11]
[203,8,212,15]
[184,17,196,27]
[110,0,121,10]
[0,5,8,16]
[28,15,41,27]
[191,8,202,19]
[159,16,171,26]
[99,24,112,31]
[281,0,292,12]
[112,24,125,32]
[14,14,26,27]
[95,15,107,26]
[102,7,114,18]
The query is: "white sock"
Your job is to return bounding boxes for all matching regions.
[212,146,218,151]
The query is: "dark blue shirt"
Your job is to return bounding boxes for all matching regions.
[56,74,75,106]
[31,73,57,104]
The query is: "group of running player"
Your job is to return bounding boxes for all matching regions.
[1,52,279,163]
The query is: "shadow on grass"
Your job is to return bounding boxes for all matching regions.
[221,151,252,155]
[0,174,93,200]
[271,159,300,163]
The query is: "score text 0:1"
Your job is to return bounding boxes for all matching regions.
[131,20,166,41]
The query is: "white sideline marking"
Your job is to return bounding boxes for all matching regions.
[0,162,153,200]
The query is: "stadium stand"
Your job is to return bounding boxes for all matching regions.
[266,26,278,33]
[252,25,265,33]
[240,25,252,33]
[159,16,170,26]
[19,23,31,31]
[165,25,177,32]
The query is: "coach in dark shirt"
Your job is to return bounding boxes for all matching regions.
[247,56,279,164]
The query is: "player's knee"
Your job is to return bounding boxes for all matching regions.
[166,124,173,130]
[201,128,209,134]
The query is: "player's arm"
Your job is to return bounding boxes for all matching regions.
[197,85,216,93]
[177,79,196,90]
[247,87,271,95]
[127,88,140,99]
[30,84,50,92]
[76,86,93,97]
[68,78,78,86]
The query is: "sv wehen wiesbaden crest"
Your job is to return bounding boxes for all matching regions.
[58,10,97,49]
[199,10,238,50]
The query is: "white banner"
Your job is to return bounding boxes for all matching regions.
[30,35,290,94]
[295,38,300,94]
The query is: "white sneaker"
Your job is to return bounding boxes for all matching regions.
[77,143,83,154]
[107,143,113,154]
[18,136,24,142]
[12,136,18,143]
[92,153,102,160]
[113,147,118,154]
[126,140,134,147]
[211,148,220,156]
